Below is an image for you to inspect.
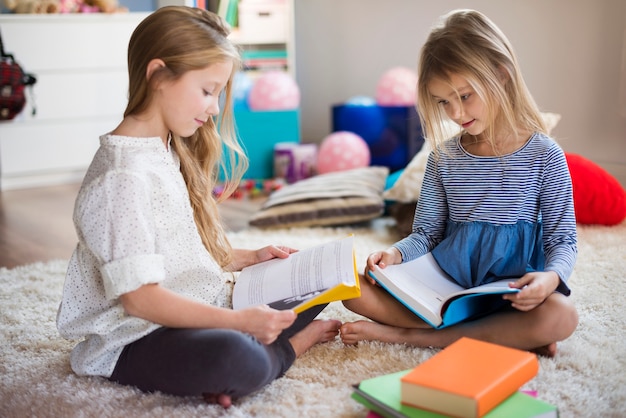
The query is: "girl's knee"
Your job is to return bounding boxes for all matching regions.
[207,331,277,396]
[342,297,360,313]
[546,294,578,340]
[342,277,379,314]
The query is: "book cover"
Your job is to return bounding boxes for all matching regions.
[232,235,361,313]
[369,252,519,328]
[400,337,539,417]
[352,370,447,417]
[353,369,556,418]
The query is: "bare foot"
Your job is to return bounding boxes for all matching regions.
[202,393,233,408]
[530,342,557,358]
[289,319,342,357]
[340,320,430,346]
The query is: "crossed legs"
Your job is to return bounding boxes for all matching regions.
[340,276,578,357]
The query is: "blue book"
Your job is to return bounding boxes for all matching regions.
[368,253,519,329]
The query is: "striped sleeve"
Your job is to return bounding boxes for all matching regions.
[539,142,577,283]
[394,150,448,261]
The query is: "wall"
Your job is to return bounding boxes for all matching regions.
[294,0,626,186]
[0,2,294,189]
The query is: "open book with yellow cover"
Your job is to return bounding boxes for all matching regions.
[232,235,361,313]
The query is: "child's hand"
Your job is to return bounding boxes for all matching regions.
[364,248,402,285]
[228,245,298,271]
[239,305,297,345]
[367,248,402,270]
[253,245,298,264]
[503,271,560,311]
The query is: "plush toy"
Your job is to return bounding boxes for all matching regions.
[3,0,59,13]
[82,0,127,13]
[57,0,83,12]
[2,0,127,13]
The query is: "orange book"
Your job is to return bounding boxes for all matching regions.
[400,337,539,418]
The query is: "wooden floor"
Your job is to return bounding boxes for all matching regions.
[0,183,263,269]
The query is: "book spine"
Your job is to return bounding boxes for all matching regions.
[478,356,539,416]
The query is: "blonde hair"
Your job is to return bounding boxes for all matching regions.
[125,6,247,267]
[417,9,546,154]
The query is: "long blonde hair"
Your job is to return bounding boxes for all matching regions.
[125,6,247,267]
[417,9,546,153]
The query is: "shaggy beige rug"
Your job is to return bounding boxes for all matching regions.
[1,218,625,418]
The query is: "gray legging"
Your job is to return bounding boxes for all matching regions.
[108,304,326,399]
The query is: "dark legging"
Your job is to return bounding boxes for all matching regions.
[108,304,326,398]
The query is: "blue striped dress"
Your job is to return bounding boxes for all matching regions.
[394,132,577,294]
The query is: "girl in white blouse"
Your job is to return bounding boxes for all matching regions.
[56,6,341,408]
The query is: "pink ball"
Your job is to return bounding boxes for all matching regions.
[316,131,371,174]
[375,66,418,106]
[248,71,300,110]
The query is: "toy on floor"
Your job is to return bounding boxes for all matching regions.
[316,131,371,174]
[213,178,285,200]
[273,142,317,184]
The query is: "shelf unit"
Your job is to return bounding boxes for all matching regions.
[0,2,296,189]
[230,0,295,78]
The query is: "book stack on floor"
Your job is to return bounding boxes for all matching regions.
[352,337,559,417]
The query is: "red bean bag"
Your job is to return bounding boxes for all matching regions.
[565,153,626,225]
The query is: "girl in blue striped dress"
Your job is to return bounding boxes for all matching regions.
[341,9,578,357]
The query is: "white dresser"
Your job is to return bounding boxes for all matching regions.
[0,13,149,189]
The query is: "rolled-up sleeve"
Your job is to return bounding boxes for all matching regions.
[100,254,165,300]
[76,170,166,299]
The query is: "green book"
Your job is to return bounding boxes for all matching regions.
[352,370,559,418]
[241,49,288,60]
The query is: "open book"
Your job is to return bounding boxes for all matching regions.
[232,235,361,313]
[369,253,519,329]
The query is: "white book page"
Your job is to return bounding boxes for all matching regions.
[372,253,462,317]
[233,235,355,310]
[371,253,519,326]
